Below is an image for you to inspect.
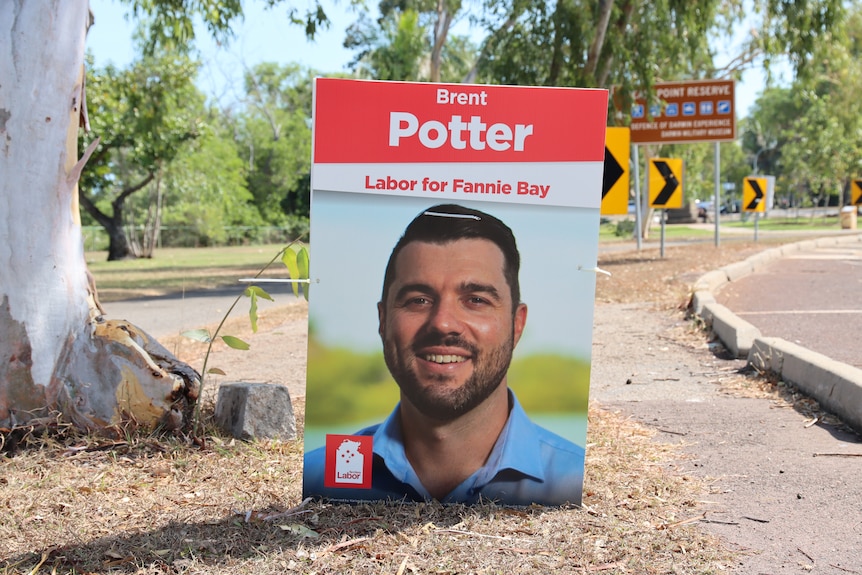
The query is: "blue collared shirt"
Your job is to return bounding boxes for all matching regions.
[303,390,584,506]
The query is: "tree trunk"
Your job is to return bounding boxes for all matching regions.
[108,207,135,260]
[0,1,199,434]
[79,172,155,261]
[429,0,453,83]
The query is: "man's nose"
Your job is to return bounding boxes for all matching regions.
[428,297,464,333]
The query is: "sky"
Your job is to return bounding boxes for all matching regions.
[86,0,783,118]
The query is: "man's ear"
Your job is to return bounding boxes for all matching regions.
[377,301,386,339]
[513,303,527,347]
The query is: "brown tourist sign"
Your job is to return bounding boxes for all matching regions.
[626,79,736,145]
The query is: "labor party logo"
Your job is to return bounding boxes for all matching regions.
[324,435,373,489]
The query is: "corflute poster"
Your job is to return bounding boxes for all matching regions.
[303,79,608,506]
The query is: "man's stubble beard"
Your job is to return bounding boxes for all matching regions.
[383,330,515,422]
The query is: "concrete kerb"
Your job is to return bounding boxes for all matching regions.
[691,232,862,434]
[749,337,862,434]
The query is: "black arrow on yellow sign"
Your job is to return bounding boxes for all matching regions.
[602,147,624,198]
[852,180,862,206]
[746,179,764,210]
[652,160,679,206]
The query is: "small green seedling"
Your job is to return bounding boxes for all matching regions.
[182,241,309,433]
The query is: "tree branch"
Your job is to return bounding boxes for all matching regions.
[547,0,565,85]
[430,0,454,83]
[78,189,111,229]
[585,0,614,79]
[597,0,635,87]
[462,9,521,84]
[114,172,156,207]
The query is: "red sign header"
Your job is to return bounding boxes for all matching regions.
[313,79,608,164]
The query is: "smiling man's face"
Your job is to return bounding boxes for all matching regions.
[378,238,527,421]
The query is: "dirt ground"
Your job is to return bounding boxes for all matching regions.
[179,238,862,573]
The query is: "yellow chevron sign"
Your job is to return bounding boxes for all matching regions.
[743,177,768,212]
[852,179,862,206]
[600,127,630,215]
[648,158,683,208]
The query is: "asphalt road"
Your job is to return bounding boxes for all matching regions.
[103,283,301,340]
[714,242,862,369]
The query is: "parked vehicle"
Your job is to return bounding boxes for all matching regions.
[696,200,728,221]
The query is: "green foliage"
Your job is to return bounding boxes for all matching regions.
[159,118,258,244]
[475,0,726,92]
[82,53,204,179]
[614,219,636,238]
[80,52,207,258]
[125,0,328,55]
[760,0,844,80]
[344,1,476,82]
[281,244,311,299]
[744,2,862,208]
[346,9,428,80]
[232,63,315,223]
[244,285,275,331]
[466,0,844,126]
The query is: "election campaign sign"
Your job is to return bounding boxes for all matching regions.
[303,79,608,507]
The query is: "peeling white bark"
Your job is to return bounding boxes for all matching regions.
[0,1,200,432]
[0,1,92,391]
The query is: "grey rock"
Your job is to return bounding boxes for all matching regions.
[215,382,297,441]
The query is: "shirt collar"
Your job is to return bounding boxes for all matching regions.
[371,403,429,495]
[474,390,547,484]
[373,390,547,487]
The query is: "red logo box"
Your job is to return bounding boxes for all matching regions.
[324,435,373,489]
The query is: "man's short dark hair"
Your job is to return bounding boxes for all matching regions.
[381,204,521,310]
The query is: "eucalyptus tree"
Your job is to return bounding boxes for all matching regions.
[234,62,315,221]
[80,53,204,260]
[159,117,257,246]
[0,1,323,434]
[776,5,862,208]
[472,0,843,111]
[345,0,476,82]
[744,3,862,210]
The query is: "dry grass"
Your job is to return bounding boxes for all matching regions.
[1,403,733,574]
[2,236,820,574]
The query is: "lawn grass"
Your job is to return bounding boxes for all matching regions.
[723,214,842,231]
[87,244,294,301]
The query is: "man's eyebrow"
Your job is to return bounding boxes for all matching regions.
[460,282,502,301]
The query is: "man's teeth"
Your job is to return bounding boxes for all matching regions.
[424,354,466,364]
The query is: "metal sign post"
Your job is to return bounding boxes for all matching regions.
[713,142,721,247]
[660,209,666,258]
[632,144,642,250]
